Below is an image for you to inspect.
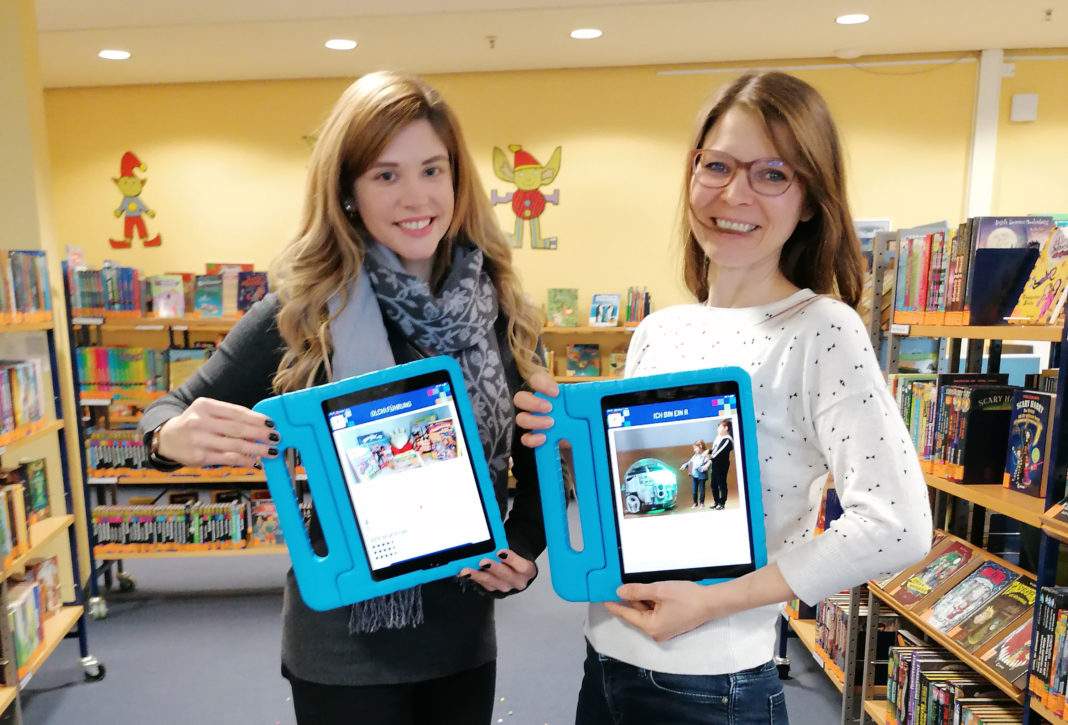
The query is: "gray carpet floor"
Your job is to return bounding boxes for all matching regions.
[20,517,843,724]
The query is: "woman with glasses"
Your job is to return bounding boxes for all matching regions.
[515,71,932,724]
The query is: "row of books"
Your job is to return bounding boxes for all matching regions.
[1029,586,1068,718]
[0,250,52,324]
[889,371,1056,497]
[544,287,651,328]
[814,590,898,687]
[67,262,268,319]
[4,556,62,683]
[0,459,51,566]
[873,531,1035,686]
[75,346,212,394]
[893,215,1067,327]
[0,359,48,439]
[886,643,1022,725]
[91,499,309,553]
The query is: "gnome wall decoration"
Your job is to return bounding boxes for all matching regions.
[111,151,161,248]
[490,144,561,249]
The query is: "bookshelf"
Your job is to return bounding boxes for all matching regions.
[859,318,1068,725]
[540,325,633,382]
[0,306,105,723]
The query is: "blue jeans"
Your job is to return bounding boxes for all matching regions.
[576,641,789,725]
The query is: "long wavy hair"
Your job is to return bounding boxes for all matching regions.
[271,72,542,393]
[681,71,864,309]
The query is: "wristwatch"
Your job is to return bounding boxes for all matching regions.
[147,423,181,470]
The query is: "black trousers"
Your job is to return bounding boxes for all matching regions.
[285,660,496,725]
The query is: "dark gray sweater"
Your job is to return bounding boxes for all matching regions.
[140,293,546,685]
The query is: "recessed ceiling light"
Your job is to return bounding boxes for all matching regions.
[570,28,603,40]
[835,13,870,25]
[325,39,358,50]
[98,49,131,61]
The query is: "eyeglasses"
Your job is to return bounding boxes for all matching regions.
[690,149,798,197]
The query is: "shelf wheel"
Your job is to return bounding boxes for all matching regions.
[81,655,106,682]
[774,654,790,680]
[87,596,108,620]
[117,572,137,593]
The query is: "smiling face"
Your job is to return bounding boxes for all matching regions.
[353,118,455,279]
[689,105,809,289]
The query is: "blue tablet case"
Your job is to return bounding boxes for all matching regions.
[534,367,766,602]
[252,357,508,611]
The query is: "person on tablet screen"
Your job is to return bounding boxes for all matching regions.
[139,72,546,725]
[708,419,733,510]
[514,71,932,724]
[680,439,711,508]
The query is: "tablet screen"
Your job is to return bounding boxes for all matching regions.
[602,382,758,583]
[323,370,495,580]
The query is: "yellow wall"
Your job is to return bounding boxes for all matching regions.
[994,52,1068,215]
[42,51,1058,313]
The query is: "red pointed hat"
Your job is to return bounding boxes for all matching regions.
[119,151,146,177]
[509,144,539,169]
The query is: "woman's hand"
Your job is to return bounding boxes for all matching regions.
[604,581,715,642]
[156,398,278,468]
[459,549,538,596]
[514,369,559,448]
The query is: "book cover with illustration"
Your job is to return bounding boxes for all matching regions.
[546,288,579,327]
[167,348,211,391]
[237,272,269,312]
[149,275,185,318]
[1007,225,1068,325]
[608,344,627,378]
[885,536,979,609]
[1003,389,1055,498]
[946,385,1016,485]
[946,577,1035,653]
[978,615,1033,686]
[194,275,223,317]
[589,293,621,327]
[565,343,600,377]
[920,561,1018,633]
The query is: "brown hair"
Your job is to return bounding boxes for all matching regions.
[693,439,707,451]
[271,71,541,393]
[681,71,864,309]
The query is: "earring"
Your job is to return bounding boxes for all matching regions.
[342,199,355,217]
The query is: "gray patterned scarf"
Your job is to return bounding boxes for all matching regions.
[341,242,512,634]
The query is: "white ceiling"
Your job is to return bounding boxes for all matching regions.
[35,0,1068,88]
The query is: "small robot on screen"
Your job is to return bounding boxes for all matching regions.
[110,151,161,248]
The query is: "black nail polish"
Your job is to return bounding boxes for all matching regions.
[268,432,280,443]
[498,551,509,559]
[458,574,470,580]
[265,419,276,429]
[268,447,278,457]
[254,461,263,470]
[480,563,491,570]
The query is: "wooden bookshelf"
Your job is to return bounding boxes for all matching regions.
[863,698,889,723]
[1030,693,1068,724]
[869,587,1024,704]
[87,473,268,486]
[542,326,635,335]
[0,686,15,714]
[93,545,287,560]
[21,606,83,689]
[892,324,1064,342]
[923,473,1047,528]
[0,321,53,334]
[3,515,76,577]
[73,315,241,333]
[787,617,845,692]
[0,419,65,457]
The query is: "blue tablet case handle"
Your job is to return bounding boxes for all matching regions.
[253,357,508,611]
[534,367,767,603]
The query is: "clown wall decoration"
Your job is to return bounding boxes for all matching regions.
[490,144,561,250]
[110,151,161,248]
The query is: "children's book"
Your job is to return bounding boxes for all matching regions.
[167,348,211,391]
[588,293,621,327]
[1003,389,1055,498]
[946,385,1016,485]
[920,561,1018,633]
[979,615,1033,686]
[194,275,223,317]
[884,536,979,609]
[607,344,627,378]
[237,271,269,312]
[250,500,282,545]
[1007,225,1068,325]
[165,272,196,314]
[149,275,185,318]
[547,288,579,327]
[565,343,600,377]
[946,577,1035,653]
[206,263,252,317]
[18,457,49,524]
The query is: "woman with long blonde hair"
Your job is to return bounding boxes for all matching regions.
[141,71,546,724]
